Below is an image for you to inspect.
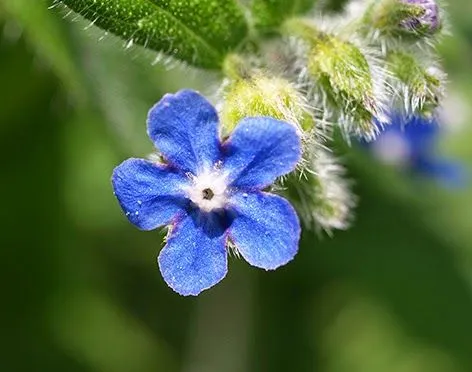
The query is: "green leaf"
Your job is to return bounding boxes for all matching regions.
[59,0,248,69]
[252,0,317,33]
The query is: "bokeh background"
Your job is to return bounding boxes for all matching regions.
[1,0,472,371]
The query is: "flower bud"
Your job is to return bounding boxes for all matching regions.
[400,0,440,34]
[364,0,441,39]
[387,51,445,116]
[283,149,355,232]
[306,34,381,139]
[221,75,314,134]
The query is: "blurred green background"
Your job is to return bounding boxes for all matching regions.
[1,0,472,371]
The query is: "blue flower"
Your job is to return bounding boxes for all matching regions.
[112,90,302,296]
[366,112,465,187]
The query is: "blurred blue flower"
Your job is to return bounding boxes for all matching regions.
[366,112,465,187]
[112,90,301,296]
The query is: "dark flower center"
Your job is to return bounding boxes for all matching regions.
[202,188,214,200]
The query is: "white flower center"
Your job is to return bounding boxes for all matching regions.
[186,171,228,212]
[372,131,411,167]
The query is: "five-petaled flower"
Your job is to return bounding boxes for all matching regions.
[112,90,302,296]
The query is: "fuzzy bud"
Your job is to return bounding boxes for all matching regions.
[387,51,445,116]
[364,0,441,39]
[221,74,314,134]
[282,149,355,232]
[400,0,440,33]
[305,33,380,139]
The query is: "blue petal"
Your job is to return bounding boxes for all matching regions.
[158,211,228,296]
[112,158,189,230]
[366,113,441,163]
[401,118,438,152]
[147,90,221,174]
[222,117,301,189]
[414,157,467,188]
[386,112,439,151]
[228,192,300,270]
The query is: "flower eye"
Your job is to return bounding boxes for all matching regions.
[202,188,214,200]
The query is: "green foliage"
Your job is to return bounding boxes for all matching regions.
[252,0,317,33]
[59,0,248,69]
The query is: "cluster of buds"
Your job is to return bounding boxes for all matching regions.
[217,0,445,231]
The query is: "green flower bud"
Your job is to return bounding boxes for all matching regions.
[221,74,314,134]
[282,149,355,232]
[387,51,444,116]
[400,0,440,33]
[363,0,442,40]
[306,33,381,139]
